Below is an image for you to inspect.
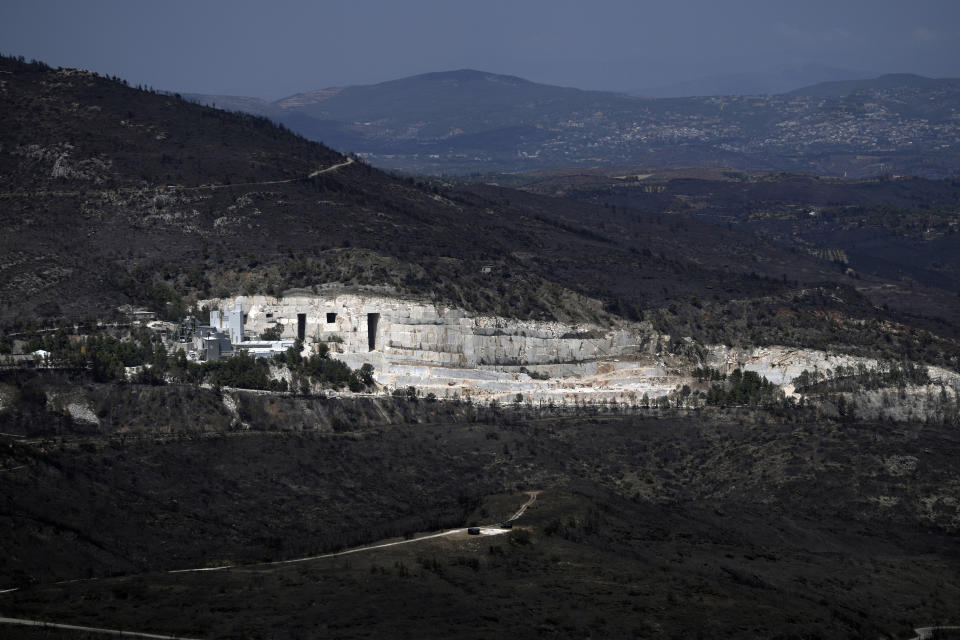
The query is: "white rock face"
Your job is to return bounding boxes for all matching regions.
[65,402,100,426]
[705,345,960,396]
[200,294,960,406]
[705,345,876,386]
[204,293,642,368]
[202,294,649,368]
[42,390,101,427]
[201,293,675,402]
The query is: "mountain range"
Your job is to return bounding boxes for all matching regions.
[184,69,960,177]
[634,63,876,97]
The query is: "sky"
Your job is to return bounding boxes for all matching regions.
[2,0,959,99]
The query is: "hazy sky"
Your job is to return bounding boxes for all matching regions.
[2,0,959,99]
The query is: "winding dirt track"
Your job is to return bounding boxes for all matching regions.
[0,490,540,591]
[509,490,540,520]
[308,156,354,177]
[172,156,354,191]
[0,616,202,639]
[0,491,540,637]
[178,155,354,191]
[0,155,354,198]
[170,489,540,574]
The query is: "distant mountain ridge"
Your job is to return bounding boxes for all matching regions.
[786,72,960,97]
[188,69,634,125]
[635,63,877,97]
[181,93,279,116]
[274,86,346,110]
[183,69,960,177]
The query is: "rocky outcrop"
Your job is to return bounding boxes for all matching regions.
[707,345,960,396]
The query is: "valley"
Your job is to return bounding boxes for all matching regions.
[490,166,960,294]
[1,52,959,638]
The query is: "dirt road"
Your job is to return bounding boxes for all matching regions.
[0,490,540,637]
[169,490,540,574]
[308,156,354,177]
[509,490,540,520]
[0,155,355,199]
[0,616,202,639]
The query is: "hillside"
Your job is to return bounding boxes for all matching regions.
[635,63,875,98]
[1,392,958,638]
[493,167,960,296]
[186,70,960,177]
[3,55,960,372]
[2,54,960,640]
[787,72,959,98]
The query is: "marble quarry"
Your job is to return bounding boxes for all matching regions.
[199,293,677,402]
[199,293,960,404]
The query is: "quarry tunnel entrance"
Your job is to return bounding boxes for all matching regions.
[367,313,379,351]
[297,314,306,340]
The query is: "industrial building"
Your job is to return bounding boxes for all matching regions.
[174,301,295,362]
